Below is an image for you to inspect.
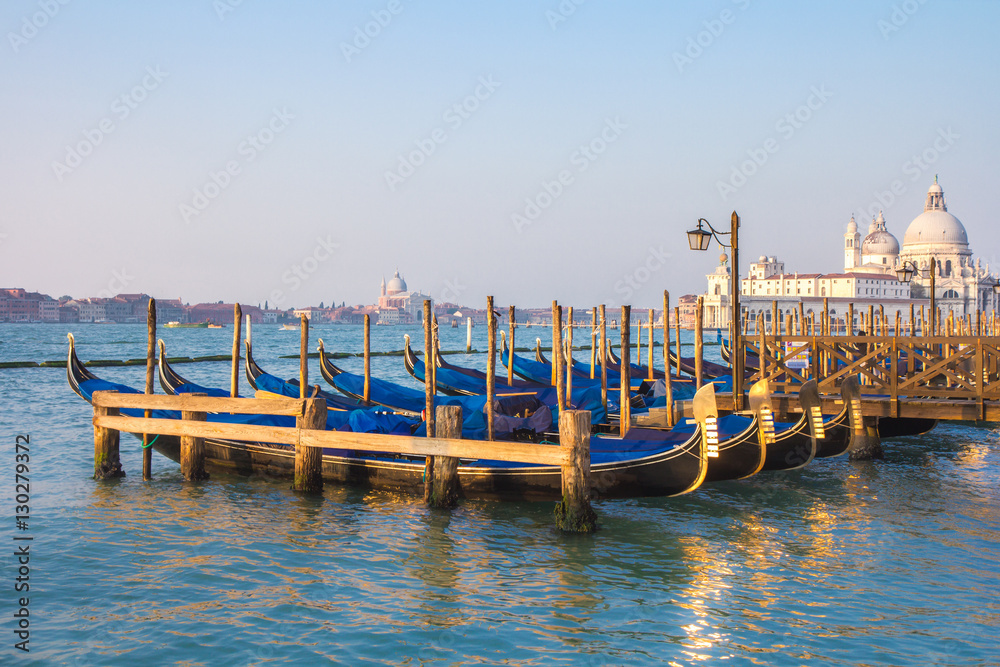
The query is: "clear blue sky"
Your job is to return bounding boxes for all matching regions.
[2,0,998,309]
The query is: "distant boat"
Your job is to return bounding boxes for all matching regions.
[164,322,209,329]
[207,324,224,329]
[280,323,299,331]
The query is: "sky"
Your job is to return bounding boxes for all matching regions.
[2,0,999,310]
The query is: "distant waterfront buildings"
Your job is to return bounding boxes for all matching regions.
[700,179,998,331]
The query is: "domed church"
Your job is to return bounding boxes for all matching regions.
[377,270,433,324]
[843,178,997,317]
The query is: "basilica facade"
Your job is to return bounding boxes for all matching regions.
[701,179,998,331]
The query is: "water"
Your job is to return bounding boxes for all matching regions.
[1,323,998,665]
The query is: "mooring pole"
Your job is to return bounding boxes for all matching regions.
[466,316,472,353]
[427,404,462,508]
[554,409,597,533]
[566,306,574,406]
[599,304,608,415]
[293,397,326,492]
[486,296,496,441]
[93,391,124,480]
[695,296,704,389]
[143,298,156,480]
[620,305,631,437]
[363,314,371,404]
[508,305,515,386]
[230,303,242,398]
[299,315,308,399]
[590,307,597,379]
[180,393,209,481]
[663,291,674,426]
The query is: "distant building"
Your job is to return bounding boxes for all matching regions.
[378,271,433,323]
[701,179,998,331]
[0,288,58,322]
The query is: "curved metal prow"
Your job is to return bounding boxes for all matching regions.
[798,379,825,441]
[692,382,718,459]
[748,379,775,449]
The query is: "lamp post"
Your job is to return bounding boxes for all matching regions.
[687,212,742,411]
[897,258,935,334]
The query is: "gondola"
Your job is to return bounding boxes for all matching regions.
[500,336,647,396]
[534,339,597,379]
[402,335,547,397]
[158,340,236,398]
[67,333,709,501]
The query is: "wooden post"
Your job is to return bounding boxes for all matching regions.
[771,300,778,335]
[422,300,435,501]
[427,405,462,508]
[93,391,124,479]
[800,302,807,336]
[695,296,704,389]
[675,306,682,373]
[431,315,439,395]
[180,393,209,481]
[785,313,793,340]
[635,312,642,366]
[823,298,830,336]
[566,306,574,406]
[554,409,597,533]
[910,303,916,336]
[620,305,631,436]
[486,296,496,441]
[895,310,901,337]
[466,317,472,354]
[230,303,242,398]
[508,306,515,386]
[297,315,309,398]
[293,398,327,492]
[599,304,608,415]
[553,302,564,411]
[663,291,674,427]
[868,305,875,336]
[423,300,435,437]
[363,314,371,403]
[759,315,768,382]
[647,308,655,380]
[880,305,887,337]
[848,303,855,336]
[590,307,597,380]
[142,298,156,481]
[920,305,926,337]
[551,301,559,388]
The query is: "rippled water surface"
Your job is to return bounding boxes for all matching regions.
[2,323,998,664]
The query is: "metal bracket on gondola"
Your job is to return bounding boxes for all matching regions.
[841,375,865,434]
[748,378,776,447]
[692,383,719,458]
[798,379,826,441]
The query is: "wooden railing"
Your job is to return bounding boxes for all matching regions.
[90,391,597,532]
[742,335,1000,405]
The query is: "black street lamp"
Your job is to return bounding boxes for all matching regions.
[687,213,743,411]
[895,261,918,284]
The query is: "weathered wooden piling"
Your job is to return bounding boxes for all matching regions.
[427,405,462,508]
[553,301,565,411]
[180,393,209,481]
[599,304,608,414]
[508,305,515,386]
[293,397,327,492]
[143,298,156,480]
[93,390,124,479]
[695,296,704,388]
[553,409,597,533]
[590,307,597,380]
[363,314,371,403]
[486,296,496,441]
[663,291,674,427]
[674,306,681,372]
[566,306,574,403]
[466,316,472,353]
[800,302,807,335]
[647,308,654,381]
[423,300,435,436]
[620,305,631,436]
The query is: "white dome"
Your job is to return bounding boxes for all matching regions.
[902,181,968,248]
[862,229,900,256]
[846,216,858,234]
[903,210,968,246]
[386,270,407,294]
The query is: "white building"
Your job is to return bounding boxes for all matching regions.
[702,179,997,331]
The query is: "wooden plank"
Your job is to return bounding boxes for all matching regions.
[91,391,306,416]
[299,429,566,465]
[94,414,301,445]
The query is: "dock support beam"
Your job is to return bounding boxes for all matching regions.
[554,409,597,533]
[427,405,462,508]
[93,391,124,480]
[293,398,327,492]
[180,393,209,481]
